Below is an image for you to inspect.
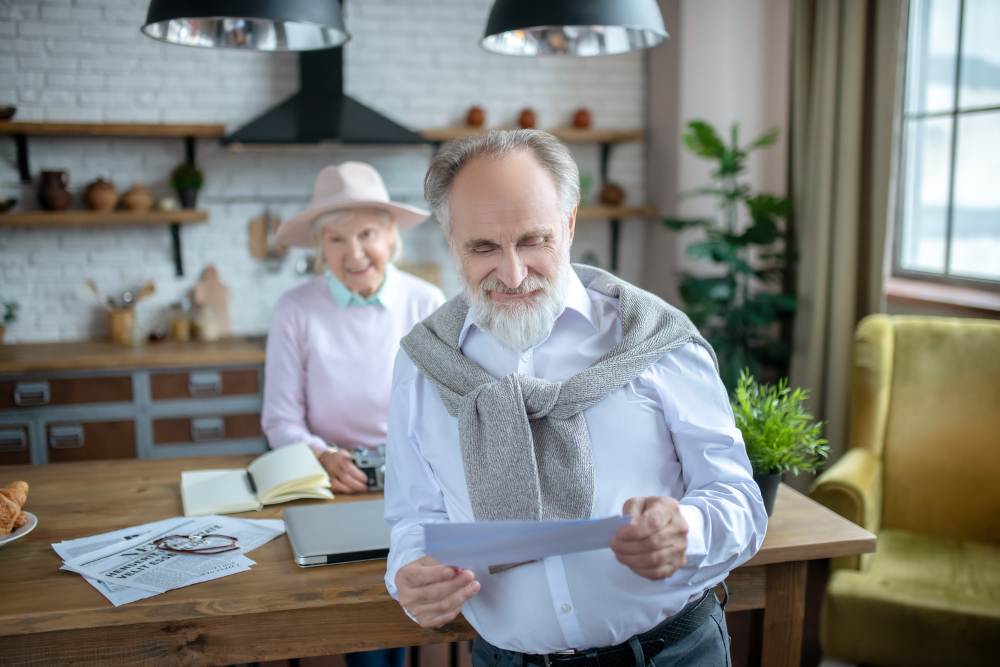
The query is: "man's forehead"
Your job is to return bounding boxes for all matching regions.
[449,152,562,237]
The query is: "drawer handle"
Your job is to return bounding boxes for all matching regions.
[191,417,225,442]
[14,381,50,406]
[0,429,27,453]
[188,371,222,398]
[49,425,85,449]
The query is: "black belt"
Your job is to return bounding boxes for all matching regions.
[487,584,726,667]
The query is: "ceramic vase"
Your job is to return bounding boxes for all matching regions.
[518,109,536,129]
[467,106,485,127]
[38,170,71,211]
[85,178,119,213]
[121,183,154,213]
[600,183,625,206]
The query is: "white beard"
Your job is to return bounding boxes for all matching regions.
[463,256,572,353]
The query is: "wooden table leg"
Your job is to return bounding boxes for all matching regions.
[760,560,808,667]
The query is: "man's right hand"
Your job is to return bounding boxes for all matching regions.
[395,556,480,628]
[319,448,370,494]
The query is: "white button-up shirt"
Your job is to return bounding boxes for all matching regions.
[384,270,767,653]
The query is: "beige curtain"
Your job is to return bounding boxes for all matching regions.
[788,0,907,481]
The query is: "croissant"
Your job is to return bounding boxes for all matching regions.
[0,481,28,508]
[0,493,18,537]
[14,512,28,528]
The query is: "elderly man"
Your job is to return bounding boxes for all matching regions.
[384,130,767,666]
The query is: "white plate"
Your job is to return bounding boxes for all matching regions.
[0,511,37,548]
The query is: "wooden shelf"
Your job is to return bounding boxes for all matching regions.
[0,121,226,138]
[419,128,643,143]
[0,210,209,227]
[578,205,659,219]
[0,338,265,374]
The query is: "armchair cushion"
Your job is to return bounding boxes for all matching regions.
[822,529,1000,667]
[810,447,882,570]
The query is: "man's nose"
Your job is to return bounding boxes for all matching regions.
[496,247,528,289]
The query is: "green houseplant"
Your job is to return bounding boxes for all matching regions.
[1,298,18,344]
[664,121,797,391]
[731,369,828,515]
[170,163,204,209]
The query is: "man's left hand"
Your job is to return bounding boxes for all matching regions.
[611,496,688,580]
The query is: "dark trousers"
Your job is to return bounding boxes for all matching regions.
[471,593,731,667]
[345,648,408,667]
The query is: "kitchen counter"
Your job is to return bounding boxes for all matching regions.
[0,338,266,374]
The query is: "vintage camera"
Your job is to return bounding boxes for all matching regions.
[350,443,386,491]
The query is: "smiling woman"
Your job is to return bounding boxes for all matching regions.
[261,163,445,667]
[312,208,402,297]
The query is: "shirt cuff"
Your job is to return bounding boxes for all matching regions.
[678,503,708,564]
[306,439,335,458]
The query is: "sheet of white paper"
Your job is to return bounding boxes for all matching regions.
[424,515,631,568]
[62,515,285,594]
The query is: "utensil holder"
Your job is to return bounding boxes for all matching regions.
[108,309,135,345]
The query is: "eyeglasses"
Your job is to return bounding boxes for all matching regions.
[153,534,239,554]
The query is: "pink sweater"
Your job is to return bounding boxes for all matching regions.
[262,272,445,456]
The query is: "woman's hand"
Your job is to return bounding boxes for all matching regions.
[319,448,371,494]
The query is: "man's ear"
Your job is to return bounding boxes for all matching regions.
[567,205,578,244]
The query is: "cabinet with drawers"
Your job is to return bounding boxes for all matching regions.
[0,339,268,464]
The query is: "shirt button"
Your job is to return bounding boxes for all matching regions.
[561,603,572,614]
[522,353,531,362]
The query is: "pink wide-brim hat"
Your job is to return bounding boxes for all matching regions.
[276,162,431,248]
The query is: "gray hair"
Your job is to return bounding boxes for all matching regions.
[311,207,403,273]
[424,129,580,237]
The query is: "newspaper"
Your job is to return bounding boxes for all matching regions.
[58,515,285,595]
[52,519,273,606]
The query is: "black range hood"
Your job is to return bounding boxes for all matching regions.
[222,48,427,146]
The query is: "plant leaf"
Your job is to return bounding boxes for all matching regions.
[683,121,726,158]
[748,127,780,150]
[662,217,712,230]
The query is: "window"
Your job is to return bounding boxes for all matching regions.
[895,0,1000,286]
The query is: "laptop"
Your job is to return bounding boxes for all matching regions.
[284,499,391,567]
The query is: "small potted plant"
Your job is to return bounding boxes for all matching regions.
[170,163,204,209]
[731,369,828,516]
[1,298,18,344]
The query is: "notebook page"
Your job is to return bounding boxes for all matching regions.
[181,469,260,516]
[246,443,329,502]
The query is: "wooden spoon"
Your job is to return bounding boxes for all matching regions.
[84,280,114,312]
[131,280,156,308]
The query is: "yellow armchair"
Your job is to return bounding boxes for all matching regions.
[809,315,1000,667]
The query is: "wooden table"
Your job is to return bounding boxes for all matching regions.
[0,457,875,667]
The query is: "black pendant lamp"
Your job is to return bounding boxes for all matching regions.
[481,0,668,56]
[142,0,349,51]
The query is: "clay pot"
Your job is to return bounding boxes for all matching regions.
[121,183,154,213]
[38,170,71,211]
[573,108,591,130]
[466,106,485,128]
[600,183,626,206]
[518,108,536,129]
[85,178,119,213]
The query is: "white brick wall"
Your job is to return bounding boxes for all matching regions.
[0,0,647,342]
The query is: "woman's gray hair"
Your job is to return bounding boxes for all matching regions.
[311,207,403,273]
[424,130,580,237]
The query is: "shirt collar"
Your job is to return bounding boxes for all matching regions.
[458,266,598,348]
[324,263,397,310]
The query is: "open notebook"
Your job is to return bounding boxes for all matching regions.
[181,443,334,516]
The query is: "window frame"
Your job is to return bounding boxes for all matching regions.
[891,0,1000,292]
